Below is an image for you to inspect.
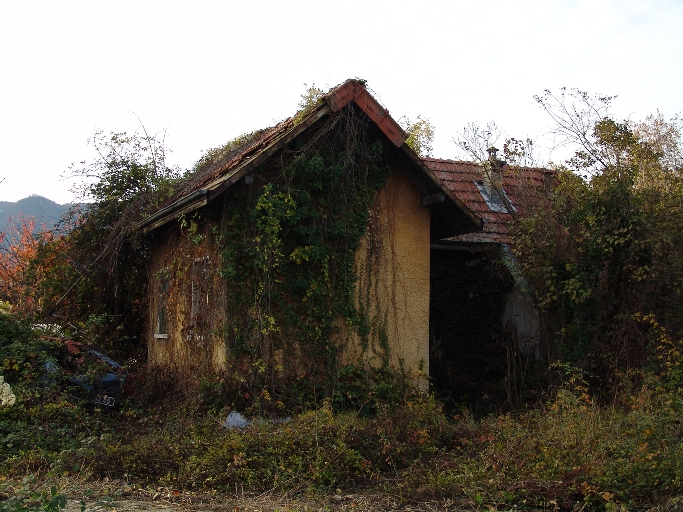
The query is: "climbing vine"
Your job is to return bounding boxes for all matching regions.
[210,108,392,397]
[146,104,423,412]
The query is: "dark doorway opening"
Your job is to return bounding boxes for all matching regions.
[429,248,514,413]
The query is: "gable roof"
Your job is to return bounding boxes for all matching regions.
[138,80,482,237]
[424,158,555,246]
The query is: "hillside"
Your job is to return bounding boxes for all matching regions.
[0,195,74,233]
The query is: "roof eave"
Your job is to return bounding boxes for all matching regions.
[137,104,332,234]
[396,144,483,238]
[138,79,483,238]
[138,190,209,234]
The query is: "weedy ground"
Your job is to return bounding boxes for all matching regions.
[3,316,683,511]
[3,378,683,511]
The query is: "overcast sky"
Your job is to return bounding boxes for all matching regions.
[1,0,681,204]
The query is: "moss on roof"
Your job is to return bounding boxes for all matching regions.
[192,130,266,176]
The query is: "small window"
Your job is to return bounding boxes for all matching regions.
[475,181,516,214]
[191,257,211,326]
[155,276,170,339]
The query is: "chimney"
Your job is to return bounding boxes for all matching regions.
[485,146,505,192]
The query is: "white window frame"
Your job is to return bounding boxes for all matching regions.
[155,275,170,339]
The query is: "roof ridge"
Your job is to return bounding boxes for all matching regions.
[139,79,482,235]
[421,157,482,165]
[422,157,555,173]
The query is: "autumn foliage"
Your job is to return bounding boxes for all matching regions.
[0,215,70,316]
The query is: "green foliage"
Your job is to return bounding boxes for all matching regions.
[0,312,114,475]
[4,354,683,506]
[389,379,683,508]
[75,131,178,206]
[297,83,325,113]
[191,130,263,175]
[291,83,326,126]
[0,478,66,512]
[30,371,681,506]
[88,397,453,491]
[189,362,419,419]
[0,313,60,391]
[212,112,392,399]
[331,365,416,414]
[513,98,683,386]
[400,116,435,157]
[32,130,183,356]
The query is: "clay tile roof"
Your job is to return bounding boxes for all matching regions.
[140,80,409,233]
[139,80,482,237]
[172,121,294,202]
[159,79,414,211]
[423,158,554,245]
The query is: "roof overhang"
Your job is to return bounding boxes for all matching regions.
[393,143,482,239]
[138,106,331,234]
[138,79,482,238]
[430,239,502,252]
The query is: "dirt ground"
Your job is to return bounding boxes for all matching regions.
[36,477,486,512]
[63,494,466,512]
[16,476,683,511]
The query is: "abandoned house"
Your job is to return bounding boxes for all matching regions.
[138,79,549,404]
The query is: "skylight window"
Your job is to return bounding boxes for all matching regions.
[475,181,516,214]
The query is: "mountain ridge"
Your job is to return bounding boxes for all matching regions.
[0,195,75,234]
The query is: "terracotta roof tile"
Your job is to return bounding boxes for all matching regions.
[172,120,295,202]
[423,158,554,245]
[170,79,409,205]
[141,80,481,237]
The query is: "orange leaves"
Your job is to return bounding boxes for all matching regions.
[0,214,67,316]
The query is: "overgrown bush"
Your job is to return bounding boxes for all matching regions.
[0,311,114,476]
[390,378,683,508]
[513,92,683,395]
[0,477,66,512]
[88,397,454,490]
[4,362,683,507]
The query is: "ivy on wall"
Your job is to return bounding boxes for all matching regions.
[179,108,399,405]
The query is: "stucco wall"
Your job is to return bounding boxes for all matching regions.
[147,165,431,388]
[502,283,541,358]
[345,166,431,388]
[146,225,227,378]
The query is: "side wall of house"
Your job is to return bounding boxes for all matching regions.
[147,165,431,388]
[343,166,431,387]
[146,221,228,380]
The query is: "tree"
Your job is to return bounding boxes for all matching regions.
[453,120,536,167]
[400,116,435,157]
[32,129,182,355]
[0,215,64,315]
[512,90,683,389]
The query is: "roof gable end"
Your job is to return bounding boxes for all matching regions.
[139,80,482,236]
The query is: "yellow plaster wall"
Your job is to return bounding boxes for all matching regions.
[148,165,432,389]
[147,229,228,379]
[345,166,431,388]
[147,232,182,368]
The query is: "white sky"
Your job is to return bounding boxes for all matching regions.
[1,0,681,204]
